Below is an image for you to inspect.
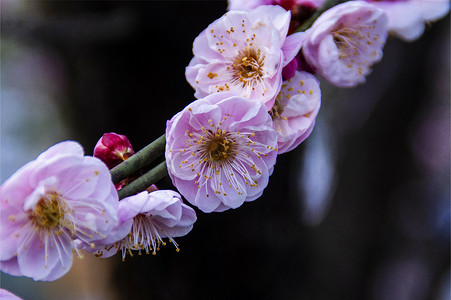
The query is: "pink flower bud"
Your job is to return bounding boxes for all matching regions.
[282,58,298,80]
[94,133,134,169]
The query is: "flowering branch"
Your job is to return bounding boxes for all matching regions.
[110,134,166,184]
[296,0,340,32]
[1,0,448,285]
[117,160,168,199]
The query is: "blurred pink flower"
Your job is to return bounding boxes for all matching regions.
[186,5,304,110]
[90,190,196,260]
[0,141,119,281]
[302,1,388,87]
[94,132,134,169]
[165,93,278,213]
[270,71,321,153]
[0,289,23,300]
[365,0,449,41]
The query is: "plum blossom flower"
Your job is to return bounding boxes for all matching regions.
[94,132,134,169]
[0,141,119,281]
[364,0,450,41]
[301,1,388,87]
[270,71,321,153]
[0,289,23,300]
[228,0,325,34]
[185,5,304,110]
[165,93,278,213]
[89,190,196,260]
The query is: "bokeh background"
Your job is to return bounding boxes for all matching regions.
[1,1,449,300]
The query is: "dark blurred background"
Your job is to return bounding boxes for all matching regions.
[1,1,449,300]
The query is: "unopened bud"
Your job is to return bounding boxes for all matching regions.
[282,58,298,81]
[94,133,134,169]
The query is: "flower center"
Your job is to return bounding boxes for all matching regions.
[173,113,277,200]
[31,192,65,230]
[233,47,265,86]
[333,28,362,57]
[333,24,381,76]
[207,136,233,161]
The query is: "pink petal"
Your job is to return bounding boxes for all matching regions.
[282,32,305,66]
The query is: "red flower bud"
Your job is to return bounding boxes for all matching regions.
[282,58,298,81]
[94,133,134,169]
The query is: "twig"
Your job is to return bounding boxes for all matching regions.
[118,161,168,199]
[110,134,166,184]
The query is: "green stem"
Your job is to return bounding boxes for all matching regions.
[296,0,340,32]
[118,161,168,199]
[110,134,166,184]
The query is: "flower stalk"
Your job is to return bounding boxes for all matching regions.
[117,160,168,199]
[110,134,166,184]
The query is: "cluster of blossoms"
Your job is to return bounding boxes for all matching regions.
[0,0,448,293]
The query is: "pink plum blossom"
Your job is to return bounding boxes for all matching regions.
[364,0,450,41]
[228,0,325,34]
[165,93,278,213]
[89,190,196,260]
[0,289,23,300]
[94,132,134,169]
[0,141,119,281]
[270,71,321,153]
[185,5,305,110]
[301,1,388,87]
